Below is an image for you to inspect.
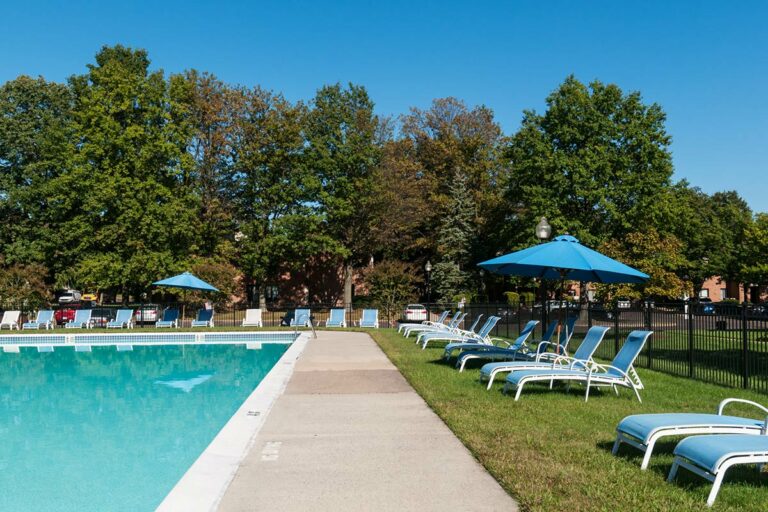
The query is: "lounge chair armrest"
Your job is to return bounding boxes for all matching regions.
[491,338,511,348]
[535,341,568,355]
[588,363,631,380]
[717,398,768,417]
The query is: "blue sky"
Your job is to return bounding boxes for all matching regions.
[2,1,766,212]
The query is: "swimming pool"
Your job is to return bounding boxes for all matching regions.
[0,338,294,511]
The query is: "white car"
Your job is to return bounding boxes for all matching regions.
[403,304,427,321]
[57,289,82,304]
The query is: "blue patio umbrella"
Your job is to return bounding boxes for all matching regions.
[478,235,649,284]
[152,272,219,326]
[152,272,219,292]
[479,235,649,343]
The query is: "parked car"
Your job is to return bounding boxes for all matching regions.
[134,304,161,325]
[55,305,80,325]
[90,308,116,328]
[694,298,715,315]
[402,304,427,322]
[56,289,82,304]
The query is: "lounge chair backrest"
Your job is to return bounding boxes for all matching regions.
[572,326,610,361]
[467,314,484,333]
[244,308,262,322]
[609,330,653,376]
[37,310,54,323]
[451,312,467,329]
[1,310,20,323]
[163,308,179,322]
[115,309,133,323]
[434,310,450,324]
[196,309,213,322]
[509,320,539,350]
[476,316,500,338]
[73,309,91,323]
[295,308,311,324]
[362,309,377,322]
[541,320,559,342]
[329,309,345,323]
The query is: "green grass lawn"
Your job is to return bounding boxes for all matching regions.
[368,328,768,512]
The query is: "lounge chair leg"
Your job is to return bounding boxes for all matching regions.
[502,382,510,395]
[486,373,496,390]
[667,460,679,482]
[707,471,726,507]
[584,383,591,402]
[514,383,524,401]
[612,385,619,396]
[632,385,643,403]
[640,441,655,470]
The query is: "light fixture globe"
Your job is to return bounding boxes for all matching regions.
[535,217,552,241]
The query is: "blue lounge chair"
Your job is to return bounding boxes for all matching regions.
[22,310,54,330]
[668,429,768,506]
[398,310,449,334]
[455,317,578,372]
[325,308,346,327]
[107,309,134,329]
[416,314,485,347]
[403,311,464,337]
[156,308,179,328]
[65,309,92,329]
[191,309,214,327]
[443,319,537,360]
[503,330,652,402]
[357,309,379,328]
[614,398,768,470]
[479,326,610,388]
[290,308,312,327]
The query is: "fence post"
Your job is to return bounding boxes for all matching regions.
[741,302,749,389]
[613,304,620,356]
[687,300,694,378]
[645,301,653,370]
[517,301,522,336]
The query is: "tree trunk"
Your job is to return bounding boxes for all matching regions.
[343,263,353,306]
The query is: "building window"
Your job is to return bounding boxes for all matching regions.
[699,289,709,299]
[265,285,279,300]
[720,288,727,300]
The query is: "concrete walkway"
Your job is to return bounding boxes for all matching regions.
[217,331,518,512]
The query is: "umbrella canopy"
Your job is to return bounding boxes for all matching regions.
[152,272,219,292]
[478,235,649,284]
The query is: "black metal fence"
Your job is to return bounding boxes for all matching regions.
[2,299,767,394]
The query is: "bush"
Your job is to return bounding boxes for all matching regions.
[519,292,535,305]
[363,260,422,320]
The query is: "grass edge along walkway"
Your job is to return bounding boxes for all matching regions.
[368,328,768,512]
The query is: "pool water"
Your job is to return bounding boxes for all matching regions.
[0,343,289,511]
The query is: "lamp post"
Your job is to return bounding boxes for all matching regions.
[534,217,552,329]
[425,260,432,305]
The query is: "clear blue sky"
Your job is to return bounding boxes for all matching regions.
[2,0,766,212]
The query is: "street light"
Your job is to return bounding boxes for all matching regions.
[425,260,432,304]
[535,217,552,242]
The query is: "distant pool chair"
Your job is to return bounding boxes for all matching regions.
[290,308,312,327]
[668,430,768,506]
[242,308,263,327]
[398,310,450,334]
[191,309,214,327]
[614,398,768,470]
[0,310,21,330]
[22,310,54,330]
[65,309,92,329]
[503,330,652,402]
[156,308,180,328]
[325,308,346,327]
[357,309,379,328]
[107,309,134,329]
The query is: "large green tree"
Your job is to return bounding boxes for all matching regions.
[53,45,198,295]
[304,83,381,304]
[504,76,673,250]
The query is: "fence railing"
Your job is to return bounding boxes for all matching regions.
[2,300,767,394]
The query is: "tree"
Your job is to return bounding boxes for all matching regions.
[53,45,198,295]
[229,87,326,305]
[595,229,689,301]
[709,191,753,285]
[304,83,381,304]
[504,76,673,250]
[0,76,74,272]
[739,213,768,289]
[0,259,51,308]
[363,260,421,322]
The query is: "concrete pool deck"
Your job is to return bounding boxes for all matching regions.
[217,331,518,512]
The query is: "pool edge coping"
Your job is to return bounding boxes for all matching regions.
[156,331,311,512]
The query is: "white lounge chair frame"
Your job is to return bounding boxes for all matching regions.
[242,308,263,327]
[22,310,55,330]
[0,310,21,330]
[614,398,768,470]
